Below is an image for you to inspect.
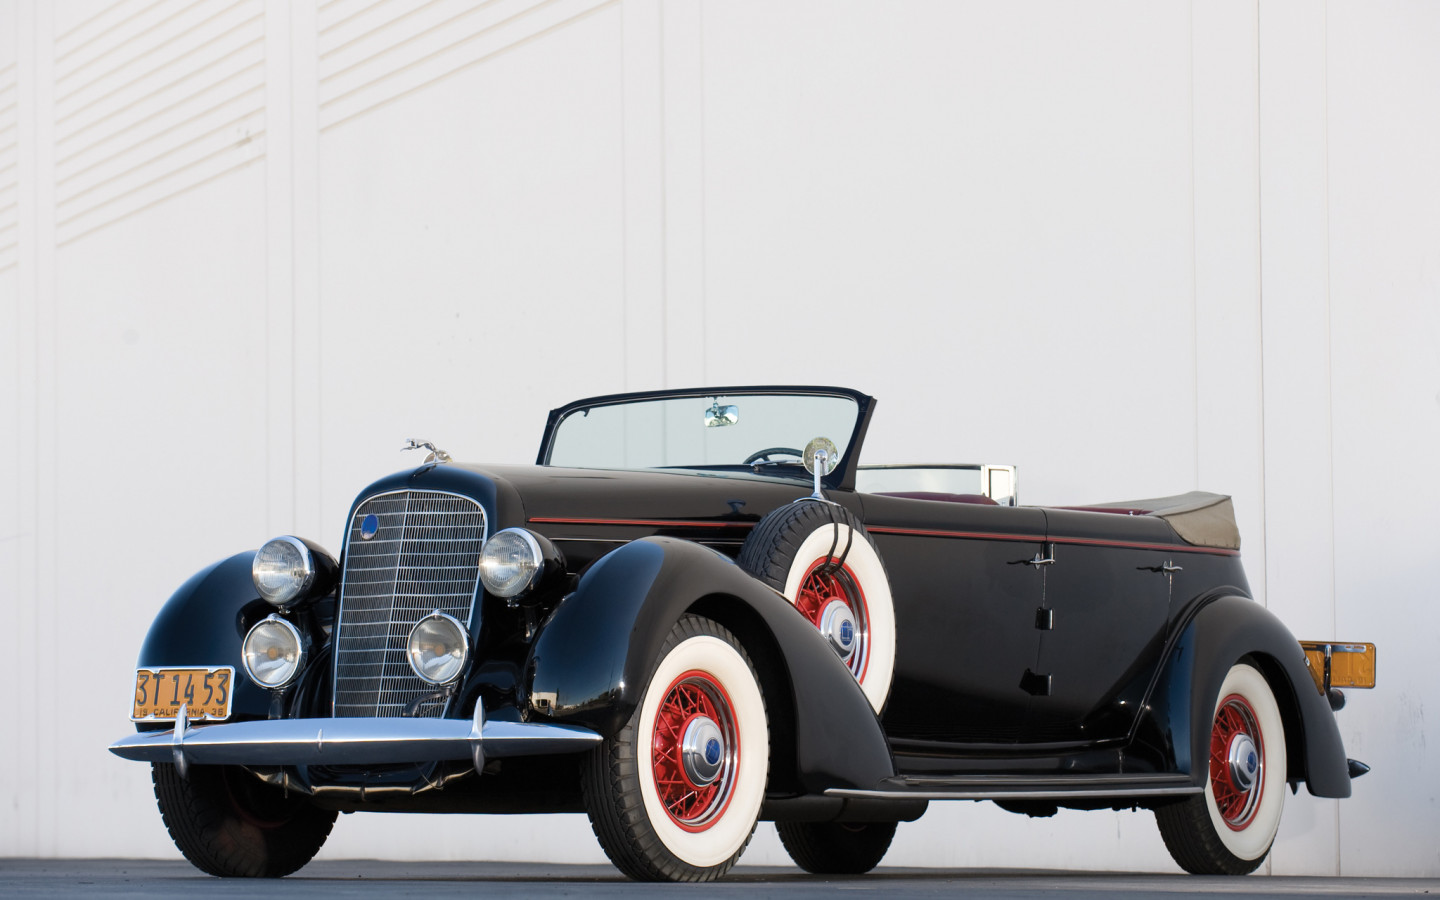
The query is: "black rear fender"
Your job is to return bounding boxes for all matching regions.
[526,537,895,795]
[1146,596,1351,798]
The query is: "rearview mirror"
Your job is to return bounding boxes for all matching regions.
[704,401,739,428]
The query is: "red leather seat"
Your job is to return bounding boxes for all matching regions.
[875,491,998,506]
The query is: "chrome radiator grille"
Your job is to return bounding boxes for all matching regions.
[332,490,487,718]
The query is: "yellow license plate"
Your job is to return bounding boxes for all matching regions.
[1299,642,1376,693]
[132,667,234,721]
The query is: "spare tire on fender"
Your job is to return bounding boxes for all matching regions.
[737,501,895,713]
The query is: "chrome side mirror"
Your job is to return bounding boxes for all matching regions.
[803,437,839,498]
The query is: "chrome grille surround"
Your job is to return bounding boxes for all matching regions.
[332,490,487,718]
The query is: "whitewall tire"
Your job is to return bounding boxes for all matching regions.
[1156,662,1287,875]
[581,615,768,882]
[738,502,895,712]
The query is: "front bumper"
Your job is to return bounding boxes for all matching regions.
[109,701,599,777]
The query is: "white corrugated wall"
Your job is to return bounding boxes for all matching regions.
[2,0,1436,876]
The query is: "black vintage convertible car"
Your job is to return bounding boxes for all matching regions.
[112,386,1374,881]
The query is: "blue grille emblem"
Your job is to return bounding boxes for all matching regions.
[360,514,379,540]
[839,620,854,647]
[705,738,722,766]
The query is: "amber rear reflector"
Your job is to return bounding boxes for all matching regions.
[1299,641,1376,693]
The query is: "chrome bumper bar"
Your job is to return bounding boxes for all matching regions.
[108,701,600,778]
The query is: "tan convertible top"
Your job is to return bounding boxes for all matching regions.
[1081,491,1240,550]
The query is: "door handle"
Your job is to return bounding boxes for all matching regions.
[1161,562,1183,574]
[1028,553,1054,567]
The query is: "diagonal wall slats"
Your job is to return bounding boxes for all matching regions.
[50,0,265,245]
[316,0,612,131]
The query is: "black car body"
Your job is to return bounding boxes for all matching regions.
[112,386,1371,881]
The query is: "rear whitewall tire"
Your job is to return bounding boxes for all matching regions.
[1203,664,1287,861]
[1156,662,1287,874]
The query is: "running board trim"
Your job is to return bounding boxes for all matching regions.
[827,783,1201,802]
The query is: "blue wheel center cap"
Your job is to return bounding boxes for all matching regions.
[1227,733,1260,792]
[819,600,859,663]
[360,514,379,540]
[681,717,725,786]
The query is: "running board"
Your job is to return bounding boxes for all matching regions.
[827,774,1200,802]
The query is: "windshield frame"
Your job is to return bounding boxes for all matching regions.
[536,385,876,490]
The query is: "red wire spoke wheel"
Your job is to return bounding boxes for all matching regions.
[794,560,871,683]
[1155,662,1287,874]
[650,672,739,830]
[1209,695,1265,830]
[581,615,768,882]
[738,502,895,712]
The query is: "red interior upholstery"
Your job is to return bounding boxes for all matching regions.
[875,491,998,506]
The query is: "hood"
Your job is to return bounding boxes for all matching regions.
[461,463,814,531]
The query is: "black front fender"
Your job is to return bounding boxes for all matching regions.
[1146,596,1351,798]
[526,537,895,795]
[136,552,274,722]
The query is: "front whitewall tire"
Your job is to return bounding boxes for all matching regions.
[637,635,768,868]
[580,615,769,882]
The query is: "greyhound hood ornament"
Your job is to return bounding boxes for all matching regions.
[402,439,451,465]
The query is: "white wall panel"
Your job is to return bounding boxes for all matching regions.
[2,0,1437,877]
[52,166,270,855]
[316,2,626,537]
[13,0,57,856]
[660,0,705,388]
[702,1,1197,510]
[1256,0,1339,873]
[1192,0,1266,603]
[0,0,21,860]
[1325,0,1440,876]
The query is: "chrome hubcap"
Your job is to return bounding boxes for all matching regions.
[1227,733,1259,792]
[819,599,857,662]
[681,716,725,786]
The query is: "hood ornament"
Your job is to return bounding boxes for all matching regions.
[403,439,451,465]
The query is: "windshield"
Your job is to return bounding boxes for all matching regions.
[546,392,861,471]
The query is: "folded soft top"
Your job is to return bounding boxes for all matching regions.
[1079,491,1240,551]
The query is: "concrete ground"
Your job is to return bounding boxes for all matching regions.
[0,860,1435,899]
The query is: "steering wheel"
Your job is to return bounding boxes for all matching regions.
[743,447,805,465]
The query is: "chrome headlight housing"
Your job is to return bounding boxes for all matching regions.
[406,612,470,685]
[479,528,548,598]
[252,536,337,609]
[242,615,305,689]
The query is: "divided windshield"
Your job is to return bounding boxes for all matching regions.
[546,392,860,472]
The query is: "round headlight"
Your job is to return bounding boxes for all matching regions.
[478,528,544,598]
[253,536,315,608]
[406,612,470,685]
[242,615,304,689]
